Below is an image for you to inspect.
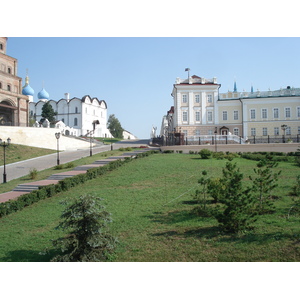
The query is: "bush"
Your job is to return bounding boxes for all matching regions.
[199,149,212,159]
[29,168,38,179]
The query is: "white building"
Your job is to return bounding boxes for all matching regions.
[163,74,300,143]
[25,76,112,137]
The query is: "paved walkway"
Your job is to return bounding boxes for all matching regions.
[0,143,153,203]
[0,139,150,182]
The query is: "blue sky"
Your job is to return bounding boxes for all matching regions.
[6,37,300,138]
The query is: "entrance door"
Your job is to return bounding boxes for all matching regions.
[221,129,228,135]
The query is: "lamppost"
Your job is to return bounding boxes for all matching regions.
[0,137,11,183]
[87,130,92,156]
[281,124,287,143]
[214,127,218,152]
[55,132,61,165]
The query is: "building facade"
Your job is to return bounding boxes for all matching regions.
[164,74,300,143]
[29,92,111,137]
[0,37,29,126]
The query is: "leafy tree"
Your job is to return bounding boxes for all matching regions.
[51,194,118,262]
[107,114,123,139]
[249,160,281,214]
[41,102,56,123]
[212,162,257,233]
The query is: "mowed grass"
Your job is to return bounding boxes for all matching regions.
[0,153,299,262]
[0,144,56,166]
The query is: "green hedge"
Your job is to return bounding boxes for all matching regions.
[0,152,157,218]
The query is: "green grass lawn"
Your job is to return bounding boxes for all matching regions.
[0,153,299,262]
[0,144,56,166]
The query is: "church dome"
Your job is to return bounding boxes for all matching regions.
[22,84,34,96]
[22,74,35,96]
[38,88,50,100]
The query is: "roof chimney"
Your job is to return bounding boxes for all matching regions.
[64,93,70,100]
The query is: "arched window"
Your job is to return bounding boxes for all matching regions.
[7,84,11,91]
[75,107,78,113]
[74,117,78,126]
[0,44,3,50]
[0,82,2,89]
[8,67,11,74]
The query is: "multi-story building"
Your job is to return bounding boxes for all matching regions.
[0,37,29,126]
[164,74,300,144]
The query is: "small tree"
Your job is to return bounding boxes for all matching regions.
[212,162,257,233]
[193,170,212,216]
[41,102,56,123]
[249,160,281,214]
[51,195,117,262]
[107,114,123,139]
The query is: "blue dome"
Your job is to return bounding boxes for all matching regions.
[22,84,34,96]
[38,88,49,100]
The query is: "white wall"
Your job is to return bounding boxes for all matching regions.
[0,126,93,150]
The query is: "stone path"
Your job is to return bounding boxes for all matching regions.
[0,147,155,204]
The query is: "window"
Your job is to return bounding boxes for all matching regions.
[74,118,78,126]
[7,84,10,91]
[0,82,2,89]
[298,126,300,134]
[285,107,291,118]
[274,127,279,135]
[262,108,267,119]
[0,44,3,50]
[251,128,256,136]
[250,109,256,119]
[195,94,200,103]
[182,111,188,122]
[262,127,268,136]
[286,127,291,135]
[183,130,188,136]
[207,94,212,103]
[233,110,238,120]
[75,107,78,113]
[207,111,213,122]
[222,111,228,121]
[273,108,279,119]
[195,129,200,136]
[208,129,213,135]
[195,111,200,122]
[182,94,187,103]
[8,67,11,74]
[297,107,300,118]
[62,118,65,123]
[233,128,239,136]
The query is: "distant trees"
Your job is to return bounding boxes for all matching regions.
[107,114,123,139]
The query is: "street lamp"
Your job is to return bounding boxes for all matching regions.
[87,130,93,156]
[214,127,218,152]
[55,132,61,165]
[281,124,287,143]
[0,137,11,183]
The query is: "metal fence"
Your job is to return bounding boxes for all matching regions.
[152,134,300,146]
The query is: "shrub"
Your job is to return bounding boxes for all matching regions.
[29,168,38,179]
[199,149,212,159]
